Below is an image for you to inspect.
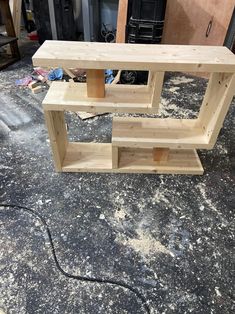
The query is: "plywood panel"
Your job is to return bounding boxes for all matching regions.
[162,0,235,46]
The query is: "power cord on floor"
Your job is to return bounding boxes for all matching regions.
[0,203,151,314]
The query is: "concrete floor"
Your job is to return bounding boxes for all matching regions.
[0,40,235,314]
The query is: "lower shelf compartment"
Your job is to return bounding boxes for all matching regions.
[62,142,112,171]
[61,142,203,174]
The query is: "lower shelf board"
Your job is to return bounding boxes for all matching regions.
[61,142,204,175]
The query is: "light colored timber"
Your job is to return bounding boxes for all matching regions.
[61,142,203,175]
[112,117,208,149]
[112,146,119,169]
[44,111,68,171]
[150,72,164,108]
[62,143,112,172]
[116,0,128,43]
[34,41,235,175]
[147,72,153,86]
[153,148,170,163]
[86,69,105,98]
[42,82,158,114]
[12,0,22,38]
[32,41,235,73]
[197,72,235,148]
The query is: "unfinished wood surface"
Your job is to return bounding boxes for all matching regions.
[150,72,164,108]
[12,0,22,38]
[112,146,119,169]
[44,110,68,171]
[62,142,112,172]
[112,117,208,149]
[197,72,235,148]
[153,148,170,163]
[43,82,158,114]
[118,148,203,175]
[61,142,203,175]
[86,69,105,98]
[162,0,234,46]
[0,0,20,60]
[116,0,128,43]
[32,41,235,73]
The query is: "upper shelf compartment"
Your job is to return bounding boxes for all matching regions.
[43,82,158,114]
[32,41,235,73]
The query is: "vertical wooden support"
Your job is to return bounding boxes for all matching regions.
[153,148,169,164]
[86,69,105,98]
[148,71,165,108]
[0,0,20,59]
[197,72,235,147]
[112,146,119,169]
[44,110,68,172]
[116,0,128,43]
[147,71,153,86]
[12,0,22,38]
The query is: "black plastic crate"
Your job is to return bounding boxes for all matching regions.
[127,18,163,44]
[131,0,167,22]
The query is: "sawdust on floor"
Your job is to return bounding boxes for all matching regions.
[122,228,174,257]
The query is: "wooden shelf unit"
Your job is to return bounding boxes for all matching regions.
[0,0,20,70]
[32,41,235,175]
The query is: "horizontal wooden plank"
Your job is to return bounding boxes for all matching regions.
[118,147,203,175]
[112,117,208,149]
[61,142,203,174]
[32,41,235,72]
[43,82,157,114]
[62,142,112,171]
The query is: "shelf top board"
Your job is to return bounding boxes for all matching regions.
[32,40,235,72]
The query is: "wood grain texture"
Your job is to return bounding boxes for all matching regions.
[32,41,235,72]
[112,146,119,169]
[162,0,234,46]
[112,117,208,149]
[150,72,164,108]
[12,0,22,38]
[197,72,235,148]
[116,0,128,43]
[86,69,105,98]
[44,110,68,171]
[61,142,203,175]
[153,148,170,163]
[43,82,157,114]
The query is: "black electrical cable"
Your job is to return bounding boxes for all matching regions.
[0,203,151,314]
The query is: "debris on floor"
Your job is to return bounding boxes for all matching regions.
[15,76,32,86]
[48,67,63,81]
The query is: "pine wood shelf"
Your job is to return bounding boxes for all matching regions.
[60,143,203,175]
[33,41,235,175]
[112,117,207,149]
[43,82,158,114]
